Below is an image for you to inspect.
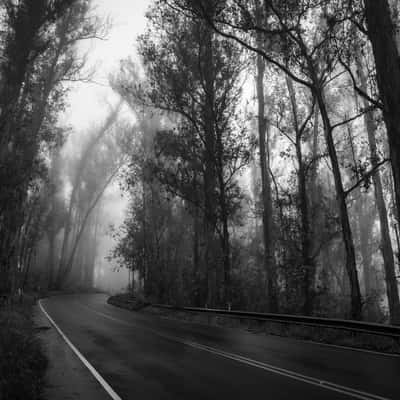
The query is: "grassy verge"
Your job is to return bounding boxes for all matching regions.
[0,299,47,400]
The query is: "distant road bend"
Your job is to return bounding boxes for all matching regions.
[39,294,400,400]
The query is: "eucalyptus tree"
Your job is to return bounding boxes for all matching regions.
[344,24,400,323]
[254,0,278,312]
[55,107,127,288]
[55,105,121,287]
[0,0,76,293]
[363,0,400,232]
[114,1,250,306]
[166,0,370,319]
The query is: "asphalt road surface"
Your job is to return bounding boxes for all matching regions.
[40,293,400,400]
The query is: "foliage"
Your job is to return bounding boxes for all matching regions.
[0,304,47,400]
[107,0,400,322]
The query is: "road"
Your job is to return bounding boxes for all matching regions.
[40,293,400,400]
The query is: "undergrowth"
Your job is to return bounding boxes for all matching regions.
[0,302,47,400]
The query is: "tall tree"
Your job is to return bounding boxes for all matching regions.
[254,1,278,312]
[354,46,400,324]
[174,0,364,318]
[115,1,250,306]
[364,0,400,231]
[55,105,122,287]
[0,0,76,293]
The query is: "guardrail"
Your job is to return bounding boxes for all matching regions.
[152,304,400,339]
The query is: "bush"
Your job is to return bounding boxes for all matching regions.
[108,292,150,311]
[0,305,47,400]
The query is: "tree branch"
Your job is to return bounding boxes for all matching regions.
[344,158,389,198]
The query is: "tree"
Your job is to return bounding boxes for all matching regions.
[353,39,400,324]
[0,0,76,294]
[364,0,400,231]
[55,105,124,288]
[254,1,278,312]
[114,1,250,307]
[169,0,364,319]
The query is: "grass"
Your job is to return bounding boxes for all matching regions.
[0,300,47,400]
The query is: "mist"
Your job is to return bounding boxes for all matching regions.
[1,0,400,321]
[2,1,400,400]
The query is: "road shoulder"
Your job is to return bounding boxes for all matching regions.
[34,305,110,400]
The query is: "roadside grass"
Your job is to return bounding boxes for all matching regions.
[0,298,47,400]
[108,292,400,355]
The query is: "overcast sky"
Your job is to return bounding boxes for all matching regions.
[63,0,151,131]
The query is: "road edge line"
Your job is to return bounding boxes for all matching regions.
[38,299,122,400]
[183,341,390,400]
[86,304,391,400]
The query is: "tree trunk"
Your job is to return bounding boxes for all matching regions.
[202,21,218,307]
[316,89,363,320]
[310,106,319,210]
[216,127,231,306]
[347,120,377,318]
[60,166,121,286]
[286,76,315,315]
[355,52,400,324]
[47,232,56,289]
[192,205,201,306]
[85,205,101,288]
[364,0,400,228]
[56,105,121,287]
[256,50,278,312]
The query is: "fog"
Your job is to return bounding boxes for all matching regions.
[3,2,400,399]
[59,0,151,294]
[1,0,400,325]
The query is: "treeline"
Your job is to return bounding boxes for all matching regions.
[110,0,400,324]
[0,0,125,293]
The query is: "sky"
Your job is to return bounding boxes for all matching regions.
[63,0,151,131]
[63,0,152,292]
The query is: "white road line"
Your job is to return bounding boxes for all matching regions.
[82,304,392,400]
[183,341,390,400]
[38,300,122,400]
[103,298,400,359]
[295,338,400,358]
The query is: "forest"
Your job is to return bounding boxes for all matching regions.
[1,0,400,326]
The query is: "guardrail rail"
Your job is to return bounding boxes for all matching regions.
[152,304,400,339]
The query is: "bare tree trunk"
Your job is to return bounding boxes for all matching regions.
[22,246,34,291]
[192,203,201,306]
[286,76,315,315]
[56,105,121,287]
[315,89,362,320]
[59,165,121,286]
[216,123,231,305]
[47,232,56,289]
[355,53,400,324]
[85,204,101,288]
[256,51,278,312]
[364,0,400,228]
[202,21,218,307]
[310,106,319,210]
[347,121,377,318]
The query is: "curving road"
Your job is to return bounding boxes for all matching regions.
[40,293,400,400]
